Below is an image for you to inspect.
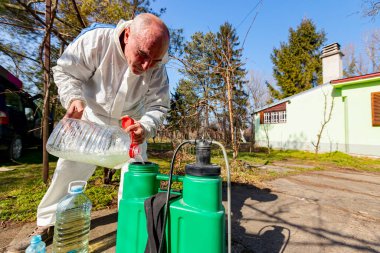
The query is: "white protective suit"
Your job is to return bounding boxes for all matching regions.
[37,20,170,226]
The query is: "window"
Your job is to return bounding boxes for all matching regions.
[264,112,270,123]
[261,110,287,124]
[372,92,380,126]
[279,111,287,123]
[271,111,279,123]
[259,102,287,124]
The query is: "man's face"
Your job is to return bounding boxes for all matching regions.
[123,28,167,75]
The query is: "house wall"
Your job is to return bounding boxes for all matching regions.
[340,80,380,156]
[254,84,347,153]
[255,81,380,156]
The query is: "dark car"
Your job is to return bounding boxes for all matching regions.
[0,66,44,160]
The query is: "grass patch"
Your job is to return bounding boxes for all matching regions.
[244,149,380,172]
[0,161,56,222]
[147,141,173,151]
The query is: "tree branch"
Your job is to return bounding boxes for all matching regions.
[69,0,86,28]
[26,0,44,6]
[0,20,44,31]
[0,44,39,63]
[15,0,69,45]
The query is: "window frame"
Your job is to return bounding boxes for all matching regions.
[271,111,279,123]
[264,112,271,124]
[279,111,287,123]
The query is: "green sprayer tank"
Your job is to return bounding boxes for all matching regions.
[116,140,226,253]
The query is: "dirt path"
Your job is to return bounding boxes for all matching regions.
[230,169,380,253]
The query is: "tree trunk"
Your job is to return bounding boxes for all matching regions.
[204,85,210,138]
[226,71,238,159]
[103,168,116,184]
[250,119,255,153]
[42,0,51,184]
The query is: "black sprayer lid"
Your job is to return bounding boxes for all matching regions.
[185,140,221,177]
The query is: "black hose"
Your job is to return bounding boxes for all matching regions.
[158,140,194,253]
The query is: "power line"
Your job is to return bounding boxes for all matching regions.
[236,0,264,29]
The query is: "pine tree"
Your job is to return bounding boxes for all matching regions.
[179,31,218,138]
[268,18,326,100]
[213,22,248,158]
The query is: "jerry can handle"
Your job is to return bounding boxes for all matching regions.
[68,180,87,193]
[156,174,184,183]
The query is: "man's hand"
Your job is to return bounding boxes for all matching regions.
[124,122,146,144]
[65,100,85,119]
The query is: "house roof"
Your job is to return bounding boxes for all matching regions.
[253,83,330,114]
[253,99,289,114]
[331,72,380,88]
[254,71,380,114]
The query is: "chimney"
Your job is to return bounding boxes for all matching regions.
[320,43,344,83]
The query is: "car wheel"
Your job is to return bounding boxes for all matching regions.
[9,135,22,160]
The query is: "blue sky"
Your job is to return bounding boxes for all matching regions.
[152,0,379,90]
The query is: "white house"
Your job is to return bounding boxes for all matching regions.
[254,43,380,156]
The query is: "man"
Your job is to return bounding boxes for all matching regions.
[10,13,170,251]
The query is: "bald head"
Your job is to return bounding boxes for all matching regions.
[130,13,170,52]
[123,13,170,75]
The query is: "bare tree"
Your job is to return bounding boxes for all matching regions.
[341,30,380,77]
[247,70,271,109]
[343,44,359,77]
[246,70,271,151]
[362,0,380,19]
[342,44,369,76]
[262,123,271,154]
[312,89,334,155]
[364,29,380,72]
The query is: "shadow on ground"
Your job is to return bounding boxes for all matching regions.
[223,182,289,253]
[89,212,118,253]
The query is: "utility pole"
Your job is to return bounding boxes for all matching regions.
[42,0,51,183]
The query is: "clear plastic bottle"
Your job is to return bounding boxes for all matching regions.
[52,181,92,253]
[26,235,46,253]
[46,117,141,168]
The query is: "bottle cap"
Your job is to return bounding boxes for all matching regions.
[68,181,87,194]
[70,185,84,193]
[121,116,139,158]
[30,235,42,244]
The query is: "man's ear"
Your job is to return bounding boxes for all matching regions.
[124,27,130,45]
